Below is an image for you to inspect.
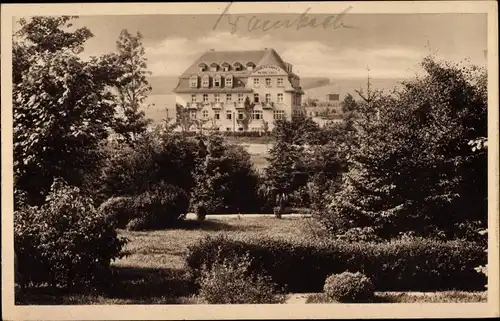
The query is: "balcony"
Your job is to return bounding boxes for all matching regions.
[211,102,223,109]
[186,102,202,109]
[261,102,275,109]
[233,102,246,109]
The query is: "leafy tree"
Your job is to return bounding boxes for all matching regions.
[175,103,195,132]
[13,16,118,206]
[237,96,255,131]
[321,57,487,240]
[112,29,152,145]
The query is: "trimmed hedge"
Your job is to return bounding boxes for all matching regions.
[186,235,486,293]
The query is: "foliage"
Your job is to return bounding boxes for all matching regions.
[13,16,119,206]
[97,196,135,228]
[323,272,375,302]
[175,103,195,132]
[14,179,126,290]
[99,125,200,199]
[197,250,286,304]
[186,235,486,293]
[111,29,153,145]
[321,57,487,240]
[236,96,255,131]
[190,134,261,214]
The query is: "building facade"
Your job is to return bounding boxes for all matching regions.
[173,48,304,132]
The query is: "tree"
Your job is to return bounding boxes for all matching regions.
[321,57,487,240]
[13,16,119,206]
[112,29,152,145]
[175,103,195,132]
[237,96,255,131]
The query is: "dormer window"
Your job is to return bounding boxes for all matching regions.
[222,62,230,72]
[233,62,242,71]
[214,75,221,87]
[198,63,207,72]
[225,75,233,87]
[210,63,219,72]
[246,62,255,71]
[202,75,210,88]
[190,76,198,88]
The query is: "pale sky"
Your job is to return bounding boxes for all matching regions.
[15,12,487,79]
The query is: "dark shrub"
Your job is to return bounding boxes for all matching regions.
[98,196,135,228]
[323,272,374,302]
[198,251,286,304]
[127,183,189,230]
[99,128,200,199]
[186,235,486,293]
[126,217,149,231]
[14,179,126,291]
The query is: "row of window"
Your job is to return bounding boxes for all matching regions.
[192,93,284,104]
[189,110,285,120]
[199,62,253,73]
[253,77,284,87]
[190,75,233,88]
[190,76,285,89]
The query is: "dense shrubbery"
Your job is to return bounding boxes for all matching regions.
[320,58,487,240]
[14,179,126,290]
[99,183,189,230]
[190,134,261,215]
[323,272,374,302]
[186,235,486,293]
[197,251,286,304]
[99,127,200,200]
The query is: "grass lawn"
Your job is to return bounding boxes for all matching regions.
[305,291,487,303]
[15,216,487,305]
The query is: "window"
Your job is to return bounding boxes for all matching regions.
[223,65,230,72]
[265,93,271,103]
[277,78,284,87]
[238,94,244,103]
[214,94,220,103]
[265,78,272,87]
[277,93,283,103]
[190,111,197,119]
[226,111,232,120]
[253,78,260,87]
[214,76,221,87]
[226,127,231,132]
[191,94,197,103]
[253,93,260,103]
[214,111,220,120]
[225,76,233,87]
[211,64,218,72]
[190,77,198,88]
[202,76,210,88]
[203,94,208,102]
[226,94,232,102]
[238,127,244,132]
[273,110,285,120]
[202,110,208,119]
[238,111,245,120]
[251,110,263,120]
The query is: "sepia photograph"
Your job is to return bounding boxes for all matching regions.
[1,1,499,320]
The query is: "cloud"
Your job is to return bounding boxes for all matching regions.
[145,31,427,79]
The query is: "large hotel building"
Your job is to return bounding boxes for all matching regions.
[173,48,304,132]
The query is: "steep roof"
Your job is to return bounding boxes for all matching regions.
[178,48,289,78]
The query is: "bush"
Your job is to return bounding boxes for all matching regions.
[323,272,374,302]
[14,179,126,291]
[98,196,135,228]
[198,251,286,304]
[127,183,189,230]
[186,235,486,293]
